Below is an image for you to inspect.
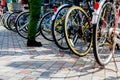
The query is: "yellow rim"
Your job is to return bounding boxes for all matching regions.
[64,6,92,57]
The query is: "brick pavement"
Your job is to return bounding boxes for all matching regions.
[0,26,120,80]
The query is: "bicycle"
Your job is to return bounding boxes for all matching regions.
[40,0,70,41]
[63,0,116,66]
[63,0,93,57]
[92,0,116,66]
[7,11,20,32]
[52,0,86,50]
[1,12,13,30]
[15,1,60,40]
[15,5,53,39]
[52,3,72,49]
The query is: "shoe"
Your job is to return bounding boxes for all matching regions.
[27,40,42,47]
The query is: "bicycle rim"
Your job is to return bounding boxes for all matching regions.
[39,11,54,41]
[93,2,116,66]
[15,11,30,39]
[52,4,71,49]
[64,6,92,57]
[7,12,19,32]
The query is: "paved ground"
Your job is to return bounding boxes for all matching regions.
[0,26,120,80]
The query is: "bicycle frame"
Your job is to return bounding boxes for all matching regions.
[52,4,71,20]
[109,1,120,44]
[92,0,106,24]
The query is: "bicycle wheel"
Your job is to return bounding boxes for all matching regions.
[64,6,93,57]
[1,12,10,26]
[3,12,13,30]
[7,12,19,32]
[39,11,54,41]
[0,13,5,26]
[52,4,72,49]
[15,11,30,39]
[93,2,116,66]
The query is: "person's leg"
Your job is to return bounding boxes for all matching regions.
[27,0,42,47]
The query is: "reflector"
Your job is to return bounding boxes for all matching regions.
[94,2,99,10]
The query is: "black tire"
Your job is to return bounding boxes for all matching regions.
[7,12,19,32]
[52,4,72,49]
[15,11,30,39]
[3,12,13,30]
[39,11,54,41]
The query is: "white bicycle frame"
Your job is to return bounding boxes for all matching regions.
[92,0,106,24]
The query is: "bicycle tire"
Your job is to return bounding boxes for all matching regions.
[39,11,54,41]
[3,12,13,30]
[93,2,116,66]
[64,6,93,57]
[15,11,30,39]
[7,12,19,32]
[52,4,72,49]
[1,12,10,26]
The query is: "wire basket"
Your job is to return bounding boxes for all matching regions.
[7,3,23,12]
